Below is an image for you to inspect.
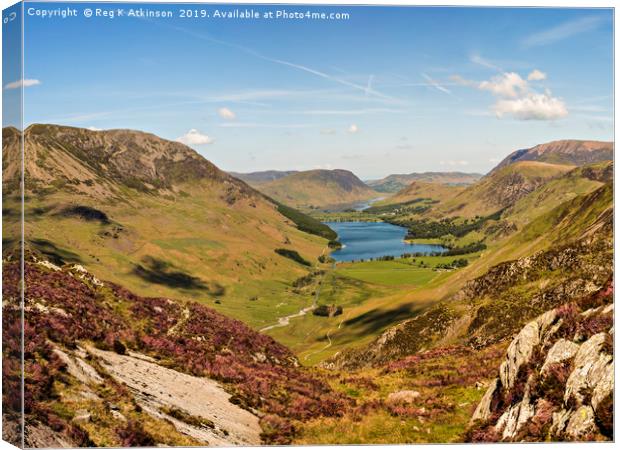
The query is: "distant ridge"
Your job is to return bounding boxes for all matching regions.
[256,169,377,209]
[229,170,299,186]
[367,172,483,193]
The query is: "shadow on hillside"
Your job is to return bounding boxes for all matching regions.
[132,256,214,292]
[29,238,83,266]
[57,205,110,224]
[343,302,418,336]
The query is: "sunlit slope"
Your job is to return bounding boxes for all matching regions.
[258,169,378,209]
[3,124,328,328]
[434,161,575,218]
[493,139,613,170]
[296,178,613,365]
[380,181,464,205]
[367,171,482,193]
[328,181,612,368]
[501,161,611,228]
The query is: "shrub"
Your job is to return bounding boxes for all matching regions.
[116,420,156,447]
[259,414,296,445]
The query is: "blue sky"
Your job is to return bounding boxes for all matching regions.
[6,3,614,179]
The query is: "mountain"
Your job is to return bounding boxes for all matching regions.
[493,140,613,172]
[2,259,347,447]
[367,172,483,193]
[383,181,465,205]
[256,169,378,209]
[327,181,612,369]
[433,161,575,218]
[229,170,299,186]
[501,161,611,229]
[2,124,331,330]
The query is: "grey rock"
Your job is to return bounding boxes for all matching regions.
[471,378,499,424]
[499,309,557,390]
[72,409,91,424]
[564,333,612,405]
[540,339,579,374]
[565,406,597,440]
[386,390,420,404]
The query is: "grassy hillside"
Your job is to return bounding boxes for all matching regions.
[3,125,330,331]
[433,161,575,218]
[502,161,610,228]
[493,139,612,170]
[379,181,464,206]
[257,169,378,210]
[367,172,482,193]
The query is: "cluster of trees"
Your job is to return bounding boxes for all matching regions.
[274,248,311,266]
[444,241,487,256]
[318,254,335,264]
[364,197,436,215]
[435,258,469,270]
[398,209,503,240]
[313,304,343,317]
[328,240,343,249]
[275,202,337,240]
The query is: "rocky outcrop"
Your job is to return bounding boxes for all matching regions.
[468,282,613,442]
[327,224,611,370]
[2,260,348,447]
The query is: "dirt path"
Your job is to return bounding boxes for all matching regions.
[302,311,348,362]
[260,261,334,333]
[87,346,261,446]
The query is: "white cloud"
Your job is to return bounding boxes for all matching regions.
[4,79,41,90]
[479,72,527,98]
[347,124,359,134]
[87,126,102,131]
[454,70,567,121]
[527,69,547,81]
[217,107,236,120]
[493,92,568,120]
[176,129,214,145]
[522,16,605,48]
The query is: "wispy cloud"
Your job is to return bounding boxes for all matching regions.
[165,23,398,102]
[522,15,606,48]
[4,79,41,90]
[348,124,359,134]
[421,73,452,95]
[470,54,502,71]
[218,122,313,129]
[299,108,405,115]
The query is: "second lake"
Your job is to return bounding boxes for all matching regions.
[324,221,447,262]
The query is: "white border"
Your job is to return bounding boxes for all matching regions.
[0,2,616,450]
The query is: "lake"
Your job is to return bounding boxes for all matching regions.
[324,221,447,262]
